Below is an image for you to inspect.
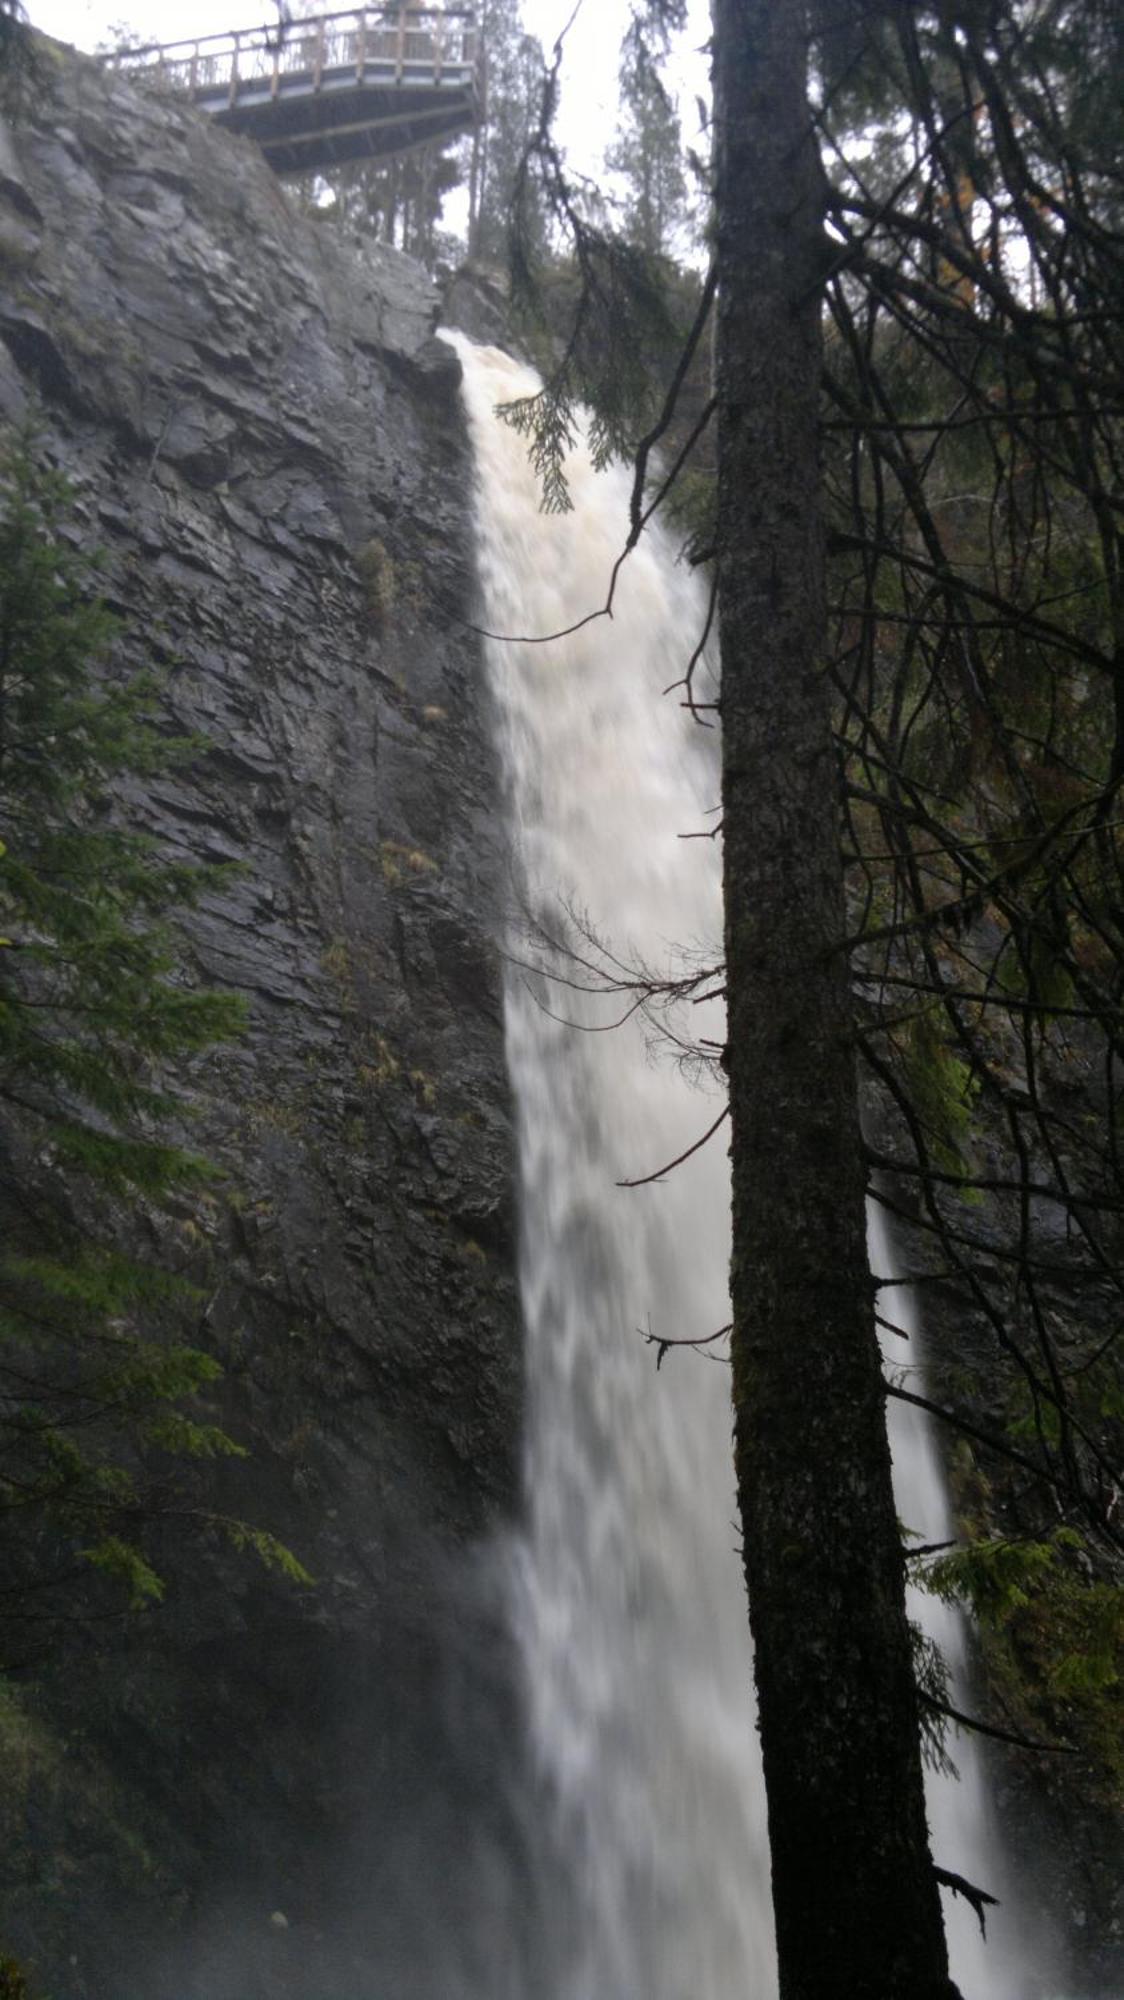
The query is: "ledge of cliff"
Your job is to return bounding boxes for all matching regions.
[0,39,525,2000]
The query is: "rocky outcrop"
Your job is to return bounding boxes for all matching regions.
[0,40,523,2000]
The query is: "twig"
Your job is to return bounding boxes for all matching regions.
[616,1105,729,1188]
[918,1689,1074,1755]
[932,1866,1000,1939]
[641,1317,732,1371]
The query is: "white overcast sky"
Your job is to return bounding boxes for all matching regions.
[24,0,713,177]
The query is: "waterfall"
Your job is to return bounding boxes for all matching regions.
[874,1208,1049,2000]
[446,330,1035,2000]
[446,330,773,1999]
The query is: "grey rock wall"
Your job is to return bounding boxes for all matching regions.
[0,40,525,1999]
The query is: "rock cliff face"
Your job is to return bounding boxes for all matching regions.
[0,42,524,2000]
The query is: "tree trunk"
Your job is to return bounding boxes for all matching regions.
[710,3,961,1993]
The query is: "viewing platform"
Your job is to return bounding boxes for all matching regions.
[104,5,481,176]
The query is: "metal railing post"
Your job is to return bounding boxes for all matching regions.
[228,31,240,106]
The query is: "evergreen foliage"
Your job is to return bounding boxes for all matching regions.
[298,136,464,268]
[604,17,689,260]
[500,233,690,511]
[921,1530,1123,1792]
[469,0,548,264]
[0,435,307,1655]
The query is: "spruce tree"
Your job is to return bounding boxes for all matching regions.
[469,0,547,264]
[605,18,689,260]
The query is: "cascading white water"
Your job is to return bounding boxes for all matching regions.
[874,1209,1052,1999]
[447,331,773,1999]
[447,330,1034,2000]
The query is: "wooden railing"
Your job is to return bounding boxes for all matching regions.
[104,5,479,108]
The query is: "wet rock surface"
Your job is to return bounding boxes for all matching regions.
[0,42,523,2000]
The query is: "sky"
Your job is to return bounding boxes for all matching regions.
[24,0,713,179]
[523,0,712,170]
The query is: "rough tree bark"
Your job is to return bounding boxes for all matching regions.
[711,2,962,1993]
